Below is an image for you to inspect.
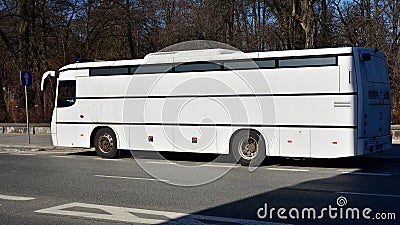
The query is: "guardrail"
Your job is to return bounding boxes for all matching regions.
[0,123,50,134]
[391,125,400,140]
[2,124,400,140]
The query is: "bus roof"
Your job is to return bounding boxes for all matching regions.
[59,47,354,71]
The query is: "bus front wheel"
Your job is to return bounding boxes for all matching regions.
[231,130,266,166]
[94,128,119,159]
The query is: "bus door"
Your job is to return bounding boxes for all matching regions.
[55,80,78,146]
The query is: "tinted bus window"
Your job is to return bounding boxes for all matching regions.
[90,67,129,76]
[175,62,222,72]
[135,64,174,74]
[279,57,337,68]
[57,80,76,108]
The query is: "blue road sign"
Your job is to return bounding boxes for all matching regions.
[20,71,32,86]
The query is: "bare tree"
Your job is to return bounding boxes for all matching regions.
[291,0,317,48]
[0,0,400,123]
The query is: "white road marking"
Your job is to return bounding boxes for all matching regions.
[94,175,168,182]
[266,168,309,172]
[142,160,239,168]
[0,194,35,201]
[9,153,37,156]
[142,161,175,165]
[50,155,74,158]
[337,169,359,172]
[340,171,392,176]
[50,155,123,161]
[201,164,239,168]
[36,202,289,225]
[94,158,123,161]
[303,169,352,174]
[266,168,393,176]
[337,191,400,198]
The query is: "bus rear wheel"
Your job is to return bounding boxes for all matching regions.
[94,128,119,159]
[231,130,266,166]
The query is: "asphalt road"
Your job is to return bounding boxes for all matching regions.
[0,135,399,224]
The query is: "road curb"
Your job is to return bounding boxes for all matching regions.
[0,144,88,152]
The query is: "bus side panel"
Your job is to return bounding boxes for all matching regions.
[279,128,357,158]
[274,95,356,126]
[172,126,218,153]
[124,97,175,151]
[130,125,174,151]
[280,128,310,157]
[129,125,227,154]
[265,66,339,94]
[78,76,132,98]
[338,56,356,93]
[310,128,356,158]
[56,123,89,147]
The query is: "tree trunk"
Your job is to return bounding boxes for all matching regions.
[292,0,316,49]
[320,0,329,47]
[0,65,8,122]
[18,0,30,71]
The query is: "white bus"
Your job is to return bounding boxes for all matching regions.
[41,47,391,165]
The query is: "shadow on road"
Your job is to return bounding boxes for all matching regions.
[65,144,399,171]
[160,170,400,225]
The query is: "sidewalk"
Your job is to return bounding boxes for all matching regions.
[0,133,61,151]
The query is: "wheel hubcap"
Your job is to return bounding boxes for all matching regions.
[238,137,258,160]
[98,133,113,153]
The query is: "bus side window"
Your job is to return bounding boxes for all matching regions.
[278,56,337,68]
[174,62,222,72]
[57,80,76,108]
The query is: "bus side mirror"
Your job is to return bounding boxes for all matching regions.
[360,53,371,62]
[42,79,48,91]
[41,71,56,91]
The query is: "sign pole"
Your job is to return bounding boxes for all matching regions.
[24,85,30,144]
[20,70,32,144]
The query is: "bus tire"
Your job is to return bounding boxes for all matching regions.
[94,128,119,159]
[231,130,266,166]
